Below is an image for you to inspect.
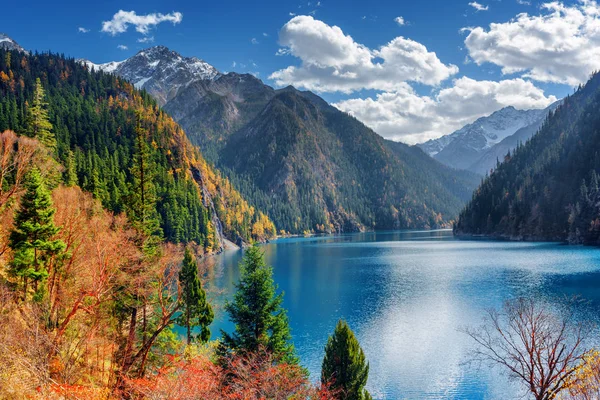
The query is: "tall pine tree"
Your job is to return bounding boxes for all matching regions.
[221,245,298,364]
[321,320,371,400]
[8,168,65,299]
[26,78,56,151]
[127,112,162,256]
[178,247,214,344]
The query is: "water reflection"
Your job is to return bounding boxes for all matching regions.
[201,231,600,399]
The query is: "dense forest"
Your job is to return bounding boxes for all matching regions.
[454,71,600,244]
[0,48,275,251]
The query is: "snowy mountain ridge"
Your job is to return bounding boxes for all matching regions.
[0,33,27,53]
[417,105,551,171]
[78,46,221,106]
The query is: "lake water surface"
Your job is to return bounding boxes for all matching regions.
[203,230,600,399]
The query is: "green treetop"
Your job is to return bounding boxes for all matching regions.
[26,78,56,151]
[177,247,214,345]
[8,168,65,299]
[221,245,298,364]
[321,319,371,400]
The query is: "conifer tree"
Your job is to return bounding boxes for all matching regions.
[26,78,56,151]
[321,320,371,400]
[178,247,214,344]
[127,112,162,255]
[64,149,77,187]
[221,245,298,364]
[9,168,65,299]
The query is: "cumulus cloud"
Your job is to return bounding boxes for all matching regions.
[78,27,90,33]
[269,15,458,93]
[101,10,182,36]
[394,16,405,26]
[469,2,489,11]
[251,37,259,45]
[464,1,600,85]
[117,44,128,50]
[334,77,557,144]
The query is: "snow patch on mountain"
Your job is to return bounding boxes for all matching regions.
[0,33,27,53]
[420,106,545,156]
[78,45,221,106]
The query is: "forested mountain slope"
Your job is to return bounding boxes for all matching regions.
[0,48,275,251]
[454,72,600,243]
[221,88,480,232]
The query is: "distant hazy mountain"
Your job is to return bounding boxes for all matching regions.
[418,106,550,172]
[0,33,26,53]
[82,45,480,233]
[455,72,600,244]
[468,101,561,175]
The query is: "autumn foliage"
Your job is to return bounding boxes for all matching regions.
[126,350,335,400]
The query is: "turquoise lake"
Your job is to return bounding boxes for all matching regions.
[202,230,600,399]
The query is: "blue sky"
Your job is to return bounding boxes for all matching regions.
[3,0,595,143]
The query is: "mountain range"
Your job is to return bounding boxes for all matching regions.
[80,45,480,233]
[418,103,559,174]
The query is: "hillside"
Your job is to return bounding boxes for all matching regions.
[454,72,600,243]
[0,48,275,251]
[220,88,480,232]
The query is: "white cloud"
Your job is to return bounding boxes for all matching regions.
[263,32,269,37]
[137,36,154,43]
[251,37,259,45]
[464,1,600,85]
[78,27,90,33]
[269,15,458,93]
[101,10,182,36]
[394,16,405,26]
[334,77,556,144]
[117,44,128,50]
[516,0,531,5]
[469,2,489,11]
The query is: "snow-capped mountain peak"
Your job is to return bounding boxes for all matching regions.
[0,33,27,53]
[78,45,221,106]
[417,105,551,171]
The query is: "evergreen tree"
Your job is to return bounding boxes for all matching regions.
[64,149,78,187]
[221,245,297,364]
[127,113,162,256]
[26,78,56,151]
[8,168,65,299]
[177,247,214,344]
[321,320,371,400]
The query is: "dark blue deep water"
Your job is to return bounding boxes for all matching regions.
[201,230,600,399]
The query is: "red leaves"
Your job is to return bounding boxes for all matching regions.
[125,351,336,400]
